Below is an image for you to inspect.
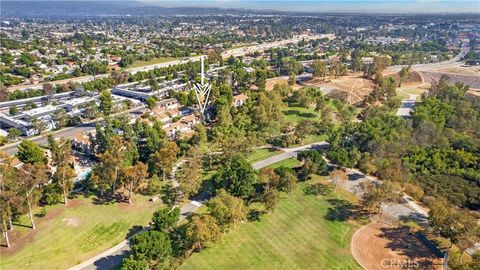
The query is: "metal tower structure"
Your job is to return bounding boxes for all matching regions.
[193,55,212,123]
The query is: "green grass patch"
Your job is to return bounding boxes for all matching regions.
[266,157,301,169]
[283,106,320,124]
[246,148,282,163]
[296,134,328,146]
[179,178,361,270]
[1,194,163,270]
[396,89,410,100]
[131,57,179,68]
[403,88,426,95]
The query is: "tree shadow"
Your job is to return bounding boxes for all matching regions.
[12,222,32,229]
[324,198,354,221]
[283,109,317,119]
[91,194,122,205]
[125,225,144,239]
[162,184,181,207]
[379,226,444,264]
[303,182,332,196]
[93,249,129,270]
[247,209,263,222]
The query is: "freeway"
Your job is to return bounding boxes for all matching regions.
[388,45,470,72]
[6,57,204,92]
[7,35,322,93]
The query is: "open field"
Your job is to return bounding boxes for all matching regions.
[351,223,443,270]
[0,194,163,270]
[131,57,179,67]
[302,75,375,105]
[179,177,361,270]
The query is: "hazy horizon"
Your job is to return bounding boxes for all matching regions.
[142,0,480,13]
[1,0,479,14]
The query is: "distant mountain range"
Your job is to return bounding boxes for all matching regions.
[1,0,479,18]
[0,1,273,18]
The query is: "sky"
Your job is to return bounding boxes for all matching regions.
[140,0,480,13]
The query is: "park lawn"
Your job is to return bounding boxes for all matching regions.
[266,157,301,169]
[246,148,282,163]
[179,177,362,270]
[131,57,179,67]
[1,194,163,270]
[296,134,328,146]
[283,106,320,124]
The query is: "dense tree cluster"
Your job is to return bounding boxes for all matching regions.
[329,77,480,210]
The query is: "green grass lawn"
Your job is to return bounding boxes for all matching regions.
[396,89,410,100]
[131,57,179,67]
[1,194,163,270]
[283,106,320,124]
[403,88,427,95]
[246,148,283,163]
[179,177,362,270]
[266,157,301,169]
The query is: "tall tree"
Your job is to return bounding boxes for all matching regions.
[17,140,46,164]
[259,168,280,189]
[178,146,203,198]
[311,60,327,79]
[263,187,279,213]
[212,156,257,198]
[186,214,221,251]
[99,89,113,116]
[207,189,248,229]
[152,141,179,181]
[151,208,180,232]
[128,230,172,269]
[122,162,148,204]
[18,163,48,229]
[50,138,75,205]
[90,136,127,196]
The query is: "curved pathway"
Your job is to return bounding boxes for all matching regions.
[69,141,326,270]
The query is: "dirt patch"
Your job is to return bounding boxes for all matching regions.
[62,217,80,227]
[467,89,480,98]
[386,70,423,85]
[351,223,443,270]
[302,75,375,105]
[265,77,302,91]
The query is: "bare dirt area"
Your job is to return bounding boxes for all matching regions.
[320,75,375,105]
[351,223,443,270]
[265,77,302,91]
[385,70,423,85]
[468,89,480,98]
